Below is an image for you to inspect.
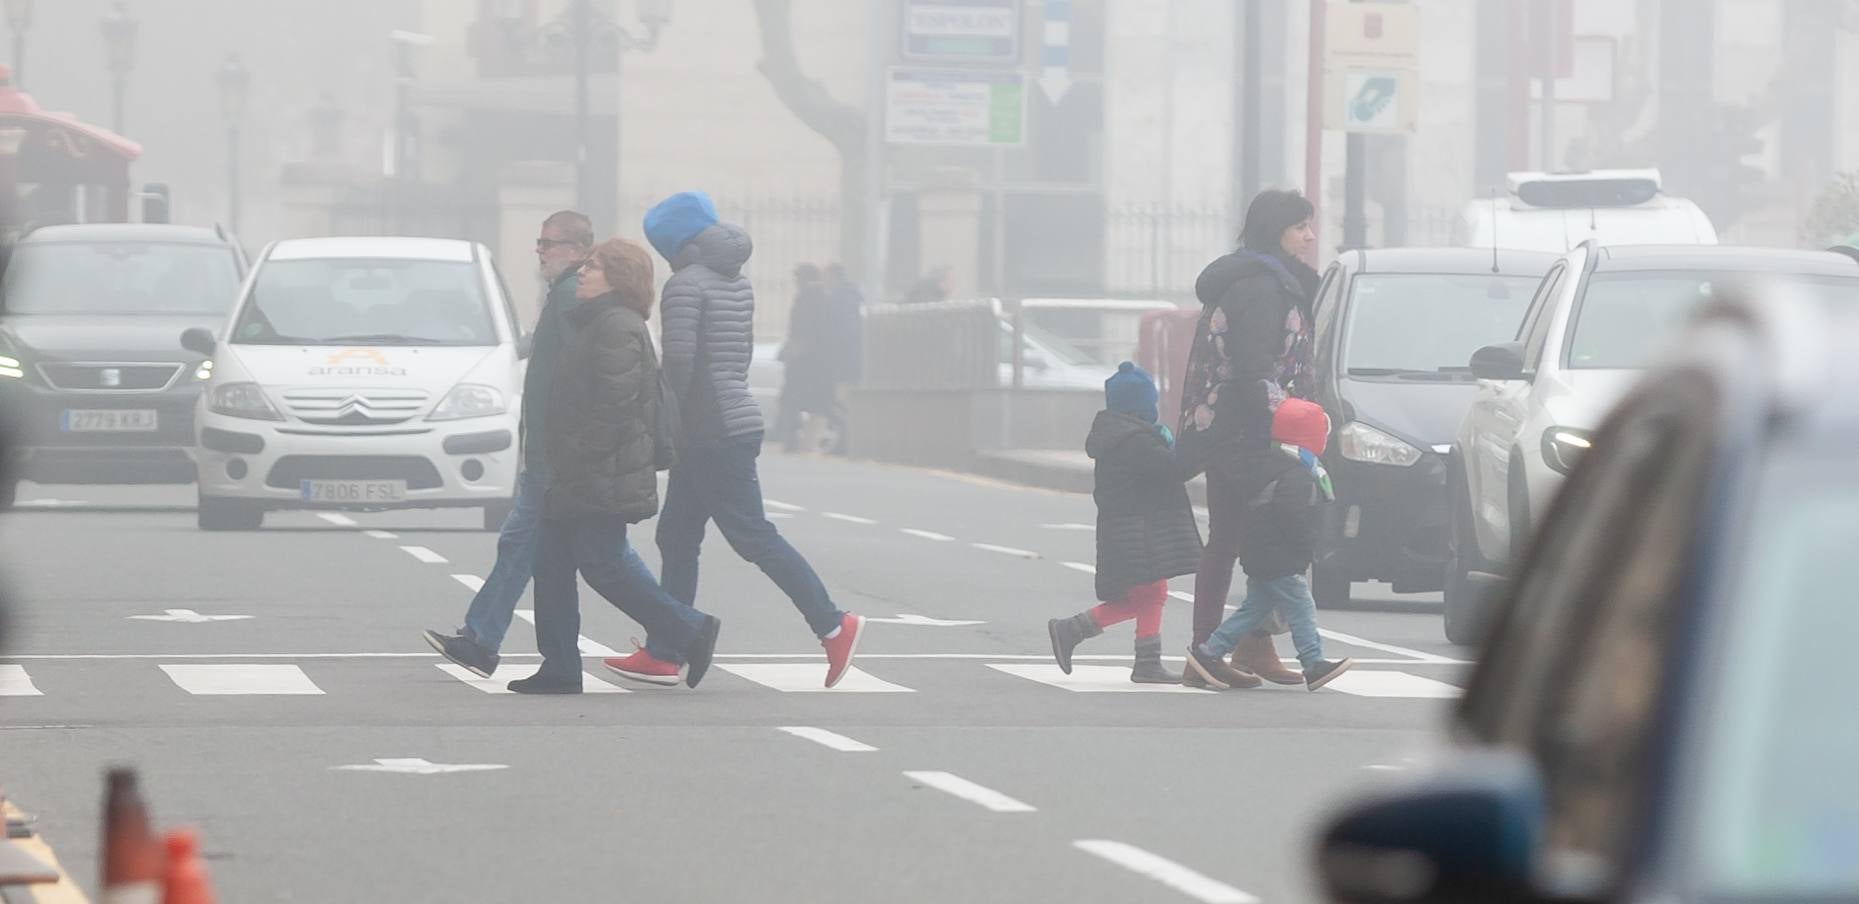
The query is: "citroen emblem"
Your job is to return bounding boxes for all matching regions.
[100,368,123,388]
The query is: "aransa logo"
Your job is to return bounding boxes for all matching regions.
[309,347,406,377]
[326,348,391,366]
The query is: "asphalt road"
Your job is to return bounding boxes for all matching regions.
[0,453,1467,903]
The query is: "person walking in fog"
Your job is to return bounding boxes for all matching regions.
[904,264,953,305]
[1176,189,1323,688]
[423,210,591,680]
[1187,399,1353,691]
[518,238,724,694]
[640,191,866,688]
[819,262,864,455]
[1048,362,1203,684]
[772,263,838,452]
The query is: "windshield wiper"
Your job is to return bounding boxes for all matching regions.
[323,333,446,346]
[1347,367,1429,377]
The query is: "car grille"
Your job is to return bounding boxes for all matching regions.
[264,455,444,490]
[282,388,430,425]
[37,362,183,392]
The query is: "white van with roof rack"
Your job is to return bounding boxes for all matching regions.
[1456,169,1718,254]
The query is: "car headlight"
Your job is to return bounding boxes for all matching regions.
[209,382,283,421]
[428,384,506,421]
[1542,427,1593,476]
[1337,421,1423,467]
[194,359,214,381]
[0,354,22,380]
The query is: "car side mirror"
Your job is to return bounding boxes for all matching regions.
[1317,751,1548,904]
[516,332,535,360]
[1469,343,1527,382]
[180,328,218,357]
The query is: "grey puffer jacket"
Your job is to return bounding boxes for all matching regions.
[659,224,764,446]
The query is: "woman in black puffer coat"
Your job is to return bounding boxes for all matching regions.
[1047,362,1203,684]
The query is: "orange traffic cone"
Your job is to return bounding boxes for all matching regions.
[160,828,215,904]
[100,768,163,903]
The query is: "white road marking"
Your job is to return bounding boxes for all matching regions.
[363,530,399,540]
[0,652,1464,665]
[903,771,1036,813]
[511,609,622,657]
[765,500,804,512]
[400,545,448,564]
[127,609,253,623]
[160,664,324,695]
[864,614,986,627]
[14,498,85,508]
[1318,629,1457,664]
[317,513,358,527]
[777,726,877,752]
[717,663,914,693]
[1168,591,1195,603]
[822,512,878,525]
[0,664,43,696]
[435,663,627,694]
[768,512,795,520]
[1073,840,1258,903]
[452,574,486,592]
[987,663,1215,694]
[971,543,1041,559]
[332,758,508,775]
[1061,561,1096,574]
[1039,523,1095,531]
[899,528,955,542]
[1326,670,1461,699]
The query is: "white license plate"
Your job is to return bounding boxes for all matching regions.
[300,480,408,504]
[62,409,158,432]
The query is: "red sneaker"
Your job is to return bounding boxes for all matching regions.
[821,613,865,689]
[603,643,683,687]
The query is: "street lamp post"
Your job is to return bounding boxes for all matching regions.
[4,0,32,89]
[570,0,672,215]
[216,55,249,236]
[99,2,139,135]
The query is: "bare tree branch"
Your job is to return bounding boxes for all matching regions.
[753,0,866,152]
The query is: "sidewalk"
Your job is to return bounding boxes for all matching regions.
[2,800,86,904]
[971,450,1209,506]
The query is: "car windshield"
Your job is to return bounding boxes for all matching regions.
[1342,273,1542,374]
[1567,272,1859,370]
[1,242,241,316]
[1690,451,1859,898]
[230,258,495,346]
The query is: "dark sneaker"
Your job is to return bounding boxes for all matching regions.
[683,615,722,689]
[506,672,582,695]
[1187,645,1262,690]
[1304,658,1356,692]
[424,629,499,679]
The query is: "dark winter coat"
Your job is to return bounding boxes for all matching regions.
[542,294,661,523]
[780,284,839,416]
[657,224,764,447]
[1176,250,1320,480]
[518,269,577,464]
[1087,411,1204,601]
[1237,445,1326,580]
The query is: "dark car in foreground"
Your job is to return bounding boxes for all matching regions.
[0,224,246,506]
[1306,247,1554,607]
[1314,290,1859,903]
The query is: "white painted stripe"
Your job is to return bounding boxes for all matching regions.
[435,663,627,694]
[903,771,1036,813]
[988,663,1214,694]
[363,530,398,540]
[900,528,956,542]
[717,663,914,693]
[0,652,1464,665]
[1168,591,1195,603]
[971,543,1041,559]
[452,574,486,592]
[1073,840,1258,904]
[768,512,795,520]
[400,545,448,564]
[317,513,358,527]
[765,500,804,512]
[0,664,43,696]
[511,609,622,657]
[1039,522,1094,531]
[160,664,324,695]
[1318,628,1456,664]
[822,512,878,525]
[1326,670,1461,699]
[777,726,877,752]
[1061,561,1096,574]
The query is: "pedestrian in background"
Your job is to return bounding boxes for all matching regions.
[903,264,953,305]
[1175,189,1322,688]
[642,191,866,688]
[1048,362,1202,684]
[773,263,837,452]
[1187,398,1353,692]
[820,262,864,455]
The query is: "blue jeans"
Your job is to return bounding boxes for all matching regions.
[532,514,709,681]
[650,430,842,658]
[1204,574,1325,671]
[461,466,549,653]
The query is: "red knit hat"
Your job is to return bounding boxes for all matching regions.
[1272,399,1331,455]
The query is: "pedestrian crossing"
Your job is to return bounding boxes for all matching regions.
[0,659,1463,700]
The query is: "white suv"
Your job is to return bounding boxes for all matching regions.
[1445,243,1859,642]
[183,237,527,531]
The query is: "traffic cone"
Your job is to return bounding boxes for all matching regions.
[161,828,215,904]
[100,767,164,904]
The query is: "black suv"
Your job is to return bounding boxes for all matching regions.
[0,224,247,506]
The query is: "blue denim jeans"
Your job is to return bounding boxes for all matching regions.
[531,515,709,681]
[1204,574,1325,671]
[461,466,549,653]
[650,431,842,659]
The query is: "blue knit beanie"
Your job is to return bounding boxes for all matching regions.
[1104,361,1159,424]
[643,191,720,262]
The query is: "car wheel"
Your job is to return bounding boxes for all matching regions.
[198,496,263,531]
[482,498,515,532]
[1310,566,1352,609]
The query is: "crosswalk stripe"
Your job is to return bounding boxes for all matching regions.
[987,663,1214,694]
[452,574,486,592]
[159,664,324,695]
[717,663,914,693]
[511,609,622,657]
[0,664,43,696]
[435,664,627,694]
[1324,670,1460,699]
[400,545,448,564]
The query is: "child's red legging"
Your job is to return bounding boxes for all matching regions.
[1089,579,1167,639]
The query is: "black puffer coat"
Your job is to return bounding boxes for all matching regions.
[542,294,661,523]
[1237,445,1326,580]
[1087,411,1204,601]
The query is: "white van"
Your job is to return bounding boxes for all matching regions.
[1456,169,1718,253]
[182,237,526,531]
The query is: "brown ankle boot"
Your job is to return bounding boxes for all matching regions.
[1234,632,1304,685]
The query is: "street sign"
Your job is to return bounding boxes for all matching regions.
[1326,67,1418,133]
[886,67,1027,146]
[1038,0,1072,104]
[901,0,1022,63]
[1325,2,1420,66]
